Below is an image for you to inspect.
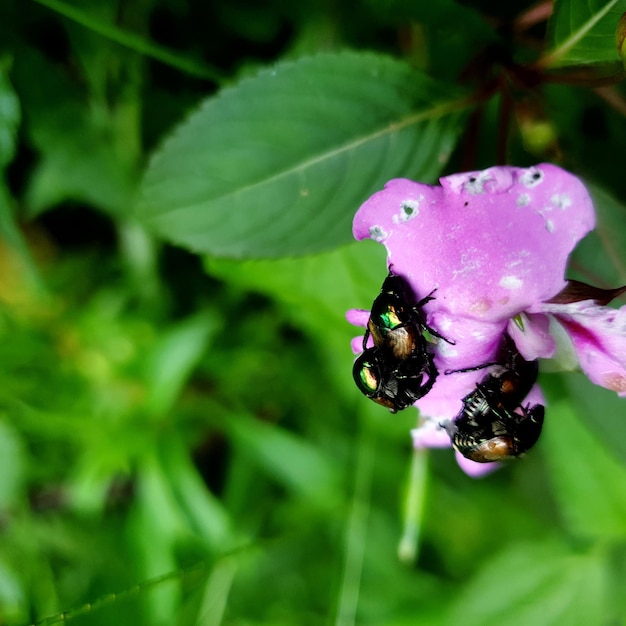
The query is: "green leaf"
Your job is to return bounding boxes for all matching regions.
[0,60,20,170]
[589,184,626,280]
[0,557,24,624]
[446,540,610,626]
[136,51,468,258]
[33,0,223,83]
[0,420,24,509]
[159,439,235,551]
[571,184,626,284]
[206,241,387,401]
[207,241,385,327]
[223,410,341,507]
[561,373,626,466]
[543,0,626,67]
[142,312,221,417]
[13,46,135,217]
[0,183,43,291]
[130,452,186,622]
[0,63,42,290]
[541,375,626,539]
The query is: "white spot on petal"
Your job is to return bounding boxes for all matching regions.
[438,317,453,331]
[517,193,530,206]
[551,193,571,210]
[471,329,489,341]
[521,167,544,188]
[499,275,523,290]
[396,197,421,222]
[369,225,388,242]
[545,219,554,232]
[438,342,457,358]
[464,172,492,194]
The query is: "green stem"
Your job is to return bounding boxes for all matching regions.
[335,409,375,626]
[398,446,429,565]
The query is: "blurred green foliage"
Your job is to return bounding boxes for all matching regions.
[1,0,626,624]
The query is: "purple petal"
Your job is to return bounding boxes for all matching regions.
[346,308,370,327]
[455,452,501,477]
[352,164,595,323]
[541,301,626,395]
[415,315,505,420]
[350,336,363,354]
[507,313,556,360]
[411,421,451,448]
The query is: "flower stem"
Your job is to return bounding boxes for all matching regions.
[398,446,429,565]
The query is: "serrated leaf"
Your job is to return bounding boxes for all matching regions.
[207,241,386,327]
[136,51,468,259]
[544,0,626,67]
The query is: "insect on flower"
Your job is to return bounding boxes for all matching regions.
[443,335,544,463]
[347,164,626,475]
[352,269,452,413]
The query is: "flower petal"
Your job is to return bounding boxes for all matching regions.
[350,335,364,354]
[352,164,595,322]
[454,452,500,477]
[411,420,451,448]
[542,301,626,395]
[346,308,370,327]
[507,313,556,360]
[415,314,505,419]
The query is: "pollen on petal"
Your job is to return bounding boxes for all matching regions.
[602,373,626,392]
[517,193,530,206]
[467,299,493,316]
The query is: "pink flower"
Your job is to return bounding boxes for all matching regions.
[348,164,624,475]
